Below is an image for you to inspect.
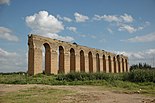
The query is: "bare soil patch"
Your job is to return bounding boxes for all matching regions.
[0,84,154,103]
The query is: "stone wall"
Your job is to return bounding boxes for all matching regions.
[28,34,129,75]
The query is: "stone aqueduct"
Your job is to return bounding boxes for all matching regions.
[28,34,129,75]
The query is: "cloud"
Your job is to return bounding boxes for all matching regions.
[25,11,74,42]
[92,13,148,33]
[57,15,72,22]
[120,13,134,23]
[0,48,27,72]
[45,33,74,42]
[101,15,120,22]
[79,34,86,37]
[93,13,133,23]
[81,34,96,39]
[107,28,113,34]
[90,35,96,39]
[93,14,120,22]
[113,48,155,66]
[63,17,72,22]
[66,26,77,32]
[74,12,89,22]
[26,11,64,34]
[118,23,145,33]
[118,24,137,33]
[123,32,155,42]
[0,0,10,5]
[0,27,19,42]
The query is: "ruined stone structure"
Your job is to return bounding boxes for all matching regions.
[28,34,129,75]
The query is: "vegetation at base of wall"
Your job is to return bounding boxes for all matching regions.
[56,72,123,82]
[123,69,155,82]
[0,69,155,84]
[0,69,155,95]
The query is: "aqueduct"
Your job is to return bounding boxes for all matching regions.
[28,34,129,75]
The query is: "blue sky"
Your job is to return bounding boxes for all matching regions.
[0,0,155,72]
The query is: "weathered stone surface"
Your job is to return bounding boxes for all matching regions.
[28,34,129,75]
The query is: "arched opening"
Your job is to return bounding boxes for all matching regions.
[96,53,100,72]
[70,48,75,72]
[117,55,120,73]
[58,46,64,73]
[108,56,112,73]
[122,58,124,72]
[42,43,51,74]
[113,57,116,73]
[103,55,106,72]
[125,59,128,72]
[80,50,85,72]
[88,52,93,73]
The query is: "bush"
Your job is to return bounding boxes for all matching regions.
[123,69,155,82]
[130,63,152,71]
[56,72,122,82]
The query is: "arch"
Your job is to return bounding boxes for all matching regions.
[70,48,75,72]
[80,50,85,72]
[113,57,116,73]
[103,55,106,72]
[108,56,112,73]
[43,43,51,74]
[117,55,120,73]
[96,53,100,72]
[88,52,93,73]
[122,58,124,72]
[58,46,64,73]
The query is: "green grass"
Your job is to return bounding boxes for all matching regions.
[0,69,155,96]
[0,86,74,103]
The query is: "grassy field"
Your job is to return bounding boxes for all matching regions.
[0,69,155,103]
[0,69,155,95]
[0,86,74,103]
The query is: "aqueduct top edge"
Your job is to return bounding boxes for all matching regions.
[28,34,128,59]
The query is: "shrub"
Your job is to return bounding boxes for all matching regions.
[123,69,155,82]
[56,72,123,82]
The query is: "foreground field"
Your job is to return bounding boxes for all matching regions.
[0,70,155,102]
[0,84,155,103]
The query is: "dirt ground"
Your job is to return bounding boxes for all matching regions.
[0,84,155,103]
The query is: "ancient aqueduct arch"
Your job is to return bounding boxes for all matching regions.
[28,34,129,75]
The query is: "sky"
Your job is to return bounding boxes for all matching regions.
[0,0,155,72]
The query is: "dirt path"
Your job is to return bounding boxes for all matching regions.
[0,84,154,103]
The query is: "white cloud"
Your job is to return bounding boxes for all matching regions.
[107,28,113,34]
[57,15,72,22]
[74,12,89,22]
[91,35,96,39]
[92,13,147,33]
[102,15,120,22]
[113,48,155,66]
[66,26,77,32]
[124,32,155,42]
[0,27,19,42]
[93,14,120,22]
[25,11,74,42]
[80,34,86,37]
[93,13,133,23]
[93,15,102,21]
[120,13,134,23]
[0,48,27,72]
[26,11,64,34]
[63,17,72,22]
[45,33,74,42]
[0,0,10,5]
[0,48,17,58]
[118,24,137,33]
